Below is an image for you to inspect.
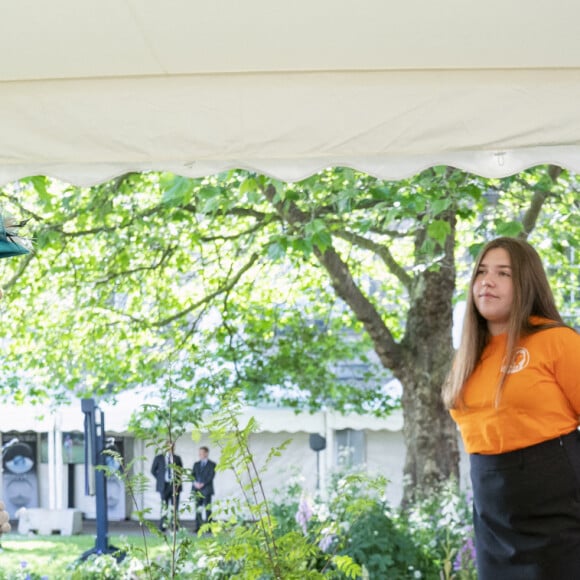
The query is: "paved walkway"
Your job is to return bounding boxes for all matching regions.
[10,518,196,537]
[84,519,199,536]
[83,519,153,536]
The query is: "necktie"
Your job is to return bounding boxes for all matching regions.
[165,453,173,482]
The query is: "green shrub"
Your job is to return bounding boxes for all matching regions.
[340,502,437,579]
[395,481,477,579]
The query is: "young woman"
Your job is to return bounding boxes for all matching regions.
[443,237,580,580]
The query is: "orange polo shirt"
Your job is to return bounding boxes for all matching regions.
[450,319,580,454]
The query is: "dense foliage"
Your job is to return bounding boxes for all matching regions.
[1,167,577,401]
[0,166,578,497]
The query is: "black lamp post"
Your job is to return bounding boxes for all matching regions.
[309,433,326,491]
[80,398,123,561]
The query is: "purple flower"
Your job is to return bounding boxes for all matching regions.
[20,561,28,569]
[319,533,335,552]
[454,536,476,571]
[295,496,313,534]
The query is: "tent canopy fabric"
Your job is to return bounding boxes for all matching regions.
[0,398,404,435]
[1,0,580,185]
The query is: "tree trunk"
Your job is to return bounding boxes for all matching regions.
[398,331,460,504]
[397,211,459,503]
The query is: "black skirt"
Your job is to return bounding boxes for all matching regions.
[470,430,580,580]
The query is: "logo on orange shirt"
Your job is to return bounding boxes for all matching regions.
[501,347,530,374]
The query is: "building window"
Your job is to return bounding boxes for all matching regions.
[335,429,365,468]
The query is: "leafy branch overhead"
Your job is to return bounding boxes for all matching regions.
[0,166,575,418]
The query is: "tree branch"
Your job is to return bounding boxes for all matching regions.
[94,246,177,286]
[519,165,562,239]
[261,184,403,372]
[58,205,164,238]
[199,222,265,243]
[182,204,271,222]
[153,252,260,328]
[333,229,413,291]
[1,251,35,290]
[0,192,44,222]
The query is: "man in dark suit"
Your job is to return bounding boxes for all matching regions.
[151,442,183,531]
[191,446,216,532]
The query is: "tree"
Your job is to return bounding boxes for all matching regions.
[0,165,577,501]
[259,170,460,500]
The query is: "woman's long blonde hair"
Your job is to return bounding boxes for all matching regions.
[442,237,565,409]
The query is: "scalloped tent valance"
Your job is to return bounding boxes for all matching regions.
[0,398,403,435]
[1,0,580,185]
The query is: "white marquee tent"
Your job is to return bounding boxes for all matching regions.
[0,395,409,515]
[1,0,580,185]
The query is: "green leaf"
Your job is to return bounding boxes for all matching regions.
[240,177,258,197]
[29,176,51,205]
[426,219,451,247]
[468,242,485,259]
[267,238,287,260]
[160,175,193,206]
[35,228,61,249]
[430,198,452,216]
[333,555,362,579]
[312,231,332,253]
[291,238,313,256]
[496,220,523,237]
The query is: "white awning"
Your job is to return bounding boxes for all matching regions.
[1,399,403,435]
[0,0,579,184]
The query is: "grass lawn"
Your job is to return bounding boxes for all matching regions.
[0,533,169,579]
